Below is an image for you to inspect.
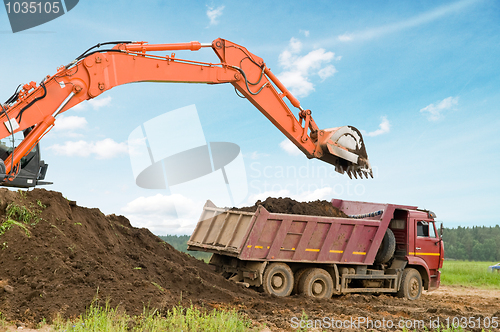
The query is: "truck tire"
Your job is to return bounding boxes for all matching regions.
[396,268,422,300]
[298,268,334,299]
[375,228,396,264]
[293,268,309,294]
[262,263,294,297]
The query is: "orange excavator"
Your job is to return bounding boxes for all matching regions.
[0,38,372,188]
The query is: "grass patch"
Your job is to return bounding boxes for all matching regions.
[150,282,165,292]
[0,219,30,237]
[6,202,42,225]
[0,202,45,238]
[441,260,500,289]
[53,301,255,332]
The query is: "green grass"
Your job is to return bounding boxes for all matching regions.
[441,260,500,289]
[6,202,42,224]
[53,301,256,332]
[0,219,31,237]
[0,202,45,238]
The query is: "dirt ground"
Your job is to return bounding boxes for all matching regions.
[2,286,499,331]
[242,285,500,331]
[0,190,498,331]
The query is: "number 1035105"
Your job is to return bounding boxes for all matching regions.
[442,316,498,329]
[5,2,61,14]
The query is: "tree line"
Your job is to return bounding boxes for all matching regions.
[159,235,212,261]
[443,226,500,262]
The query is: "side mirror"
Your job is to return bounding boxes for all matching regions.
[440,223,444,237]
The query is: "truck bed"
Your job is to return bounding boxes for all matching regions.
[188,199,412,265]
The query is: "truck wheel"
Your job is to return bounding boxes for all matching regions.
[397,268,422,300]
[375,228,396,264]
[298,268,334,299]
[262,263,294,297]
[293,268,309,294]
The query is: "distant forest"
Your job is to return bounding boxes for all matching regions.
[443,226,500,262]
[159,235,212,261]
[160,226,500,263]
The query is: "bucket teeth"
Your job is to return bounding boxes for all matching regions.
[315,125,372,179]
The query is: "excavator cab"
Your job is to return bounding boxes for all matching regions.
[0,129,51,188]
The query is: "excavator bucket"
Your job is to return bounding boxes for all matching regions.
[315,126,372,179]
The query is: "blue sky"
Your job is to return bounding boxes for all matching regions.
[1,0,499,234]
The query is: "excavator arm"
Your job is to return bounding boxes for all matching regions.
[0,38,372,187]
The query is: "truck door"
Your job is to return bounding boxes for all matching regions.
[414,220,441,270]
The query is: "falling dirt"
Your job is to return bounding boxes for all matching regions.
[0,190,497,331]
[233,197,348,218]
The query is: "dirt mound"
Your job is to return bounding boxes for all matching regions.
[0,189,253,325]
[233,197,347,218]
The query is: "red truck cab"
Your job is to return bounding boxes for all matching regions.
[404,210,443,290]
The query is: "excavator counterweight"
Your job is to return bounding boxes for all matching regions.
[0,38,372,187]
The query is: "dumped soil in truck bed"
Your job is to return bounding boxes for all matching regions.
[0,189,254,325]
[233,197,348,217]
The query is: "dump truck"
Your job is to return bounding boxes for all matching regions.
[187,198,443,300]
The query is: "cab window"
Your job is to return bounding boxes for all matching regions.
[428,222,436,238]
[417,221,436,238]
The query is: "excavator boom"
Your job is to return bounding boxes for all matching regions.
[0,38,372,187]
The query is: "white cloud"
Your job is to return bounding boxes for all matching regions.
[206,5,224,26]
[300,30,310,37]
[278,38,338,98]
[337,0,479,42]
[72,96,112,111]
[365,116,391,137]
[47,138,128,159]
[245,151,270,160]
[279,139,301,156]
[295,187,334,201]
[88,96,112,110]
[246,190,291,204]
[122,194,201,235]
[318,65,338,81]
[420,96,459,121]
[54,115,87,131]
[338,34,353,42]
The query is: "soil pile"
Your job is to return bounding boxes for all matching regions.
[0,189,252,325]
[233,197,347,218]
